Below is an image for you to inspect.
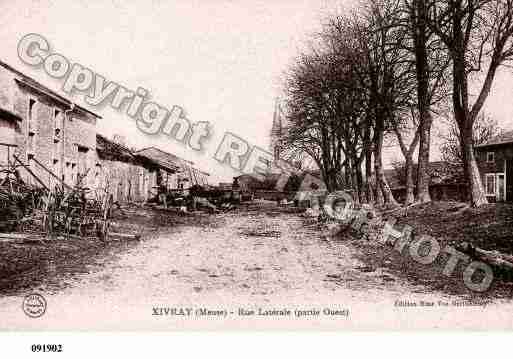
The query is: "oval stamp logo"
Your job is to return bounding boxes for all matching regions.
[22,293,47,318]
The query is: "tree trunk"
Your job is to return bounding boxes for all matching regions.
[459,121,487,207]
[352,171,361,204]
[404,155,415,205]
[344,162,351,189]
[373,130,398,207]
[349,154,363,204]
[364,124,374,204]
[320,166,334,193]
[392,123,419,206]
[451,31,488,207]
[416,113,432,203]
[413,0,432,203]
[365,162,375,204]
[355,161,364,204]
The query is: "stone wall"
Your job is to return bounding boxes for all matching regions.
[0,64,98,189]
[92,156,157,204]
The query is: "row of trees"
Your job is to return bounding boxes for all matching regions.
[280,0,513,207]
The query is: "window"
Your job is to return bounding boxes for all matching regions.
[54,108,62,137]
[51,159,60,189]
[487,152,495,163]
[27,132,36,154]
[26,154,35,186]
[485,173,507,200]
[28,98,36,134]
[485,174,496,196]
[94,163,102,190]
[77,145,89,181]
[27,98,37,155]
[53,138,61,161]
[71,163,77,184]
[64,162,70,184]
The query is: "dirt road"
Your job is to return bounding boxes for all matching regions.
[1,201,512,330]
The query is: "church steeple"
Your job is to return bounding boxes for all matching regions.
[270,97,283,161]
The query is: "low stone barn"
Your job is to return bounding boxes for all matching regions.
[93,135,158,204]
[135,147,209,190]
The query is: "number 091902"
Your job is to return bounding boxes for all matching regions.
[31,344,63,353]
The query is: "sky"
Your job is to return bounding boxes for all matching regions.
[1,0,512,183]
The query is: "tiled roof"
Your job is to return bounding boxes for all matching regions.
[134,147,182,172]
[385,161,464,190]
[0,60,101,119]
[96,134,135,163]
[475,130,513,148]
[0,108,22,122]
[135,147,210,178]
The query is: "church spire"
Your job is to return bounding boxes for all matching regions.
[270,97,283,161]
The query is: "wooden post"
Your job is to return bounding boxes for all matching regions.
[29,155,72,191]
[13,154,49,191]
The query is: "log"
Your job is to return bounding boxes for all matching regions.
[474,248,513,271]
[108,232,141,241]
[0,233,31,240]
[458,242,513,274]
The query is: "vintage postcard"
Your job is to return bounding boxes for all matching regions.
[1,0,513,333]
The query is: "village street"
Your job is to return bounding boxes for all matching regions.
[1,201,512,330]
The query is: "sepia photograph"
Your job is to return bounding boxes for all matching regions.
[1,0,513,344]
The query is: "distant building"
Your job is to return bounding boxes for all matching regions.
[135,147,209,190]
[234,171,326,194]
[218,182,232,190]
[233,173,275,192]
[385,161,467,202]
[475,130,513,202]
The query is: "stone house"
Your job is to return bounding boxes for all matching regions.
[0,60,209,203]
[475,130,513,202]
[0,60,99,190]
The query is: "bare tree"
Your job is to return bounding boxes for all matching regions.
[386,0,451,205]
[391,109,421,204]
[282,0,449,208]
[282,50,349,193]
[356,0,416,207]
[406,0,448,202]
[439,112,501,163]
[427,0,513,206]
